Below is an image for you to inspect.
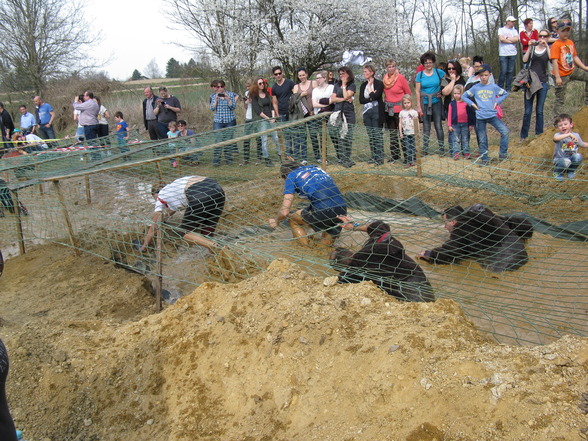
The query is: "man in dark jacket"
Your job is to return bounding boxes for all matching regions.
[142,87,159,140]
[419,204,533,272]
[332,216,435,302]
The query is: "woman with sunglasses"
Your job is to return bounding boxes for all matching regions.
[382,59,411,164]
[330,66,357,167]
[250,77,277,166]
[520,30,551,141]
[441,60,466,152]
[547,17,559,45]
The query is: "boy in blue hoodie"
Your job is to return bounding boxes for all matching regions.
[462,64,510,166]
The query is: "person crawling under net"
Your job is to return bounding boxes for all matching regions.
[331,216,435,302]
[139,175,225,252]
[419,204,533,273]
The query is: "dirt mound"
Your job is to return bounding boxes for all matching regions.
[1,249,586,441]
[515,106,588,159]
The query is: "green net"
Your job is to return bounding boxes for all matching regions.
[0,113,586,346]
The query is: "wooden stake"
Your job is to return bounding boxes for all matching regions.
[154,219,163,312]
[11,190,25,255]
[321,118,328,170]
[85,175,91,204]
[52,180,80,253]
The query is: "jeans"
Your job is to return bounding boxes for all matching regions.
[256,120,271,158]
[403,134,416,164]
[306,118,321,161]
[554,153,583,175]
[243,119,262,162]
[450,123,470,155]
[422,100,445,155]
[156,121,169,140]
[146,120,159,140]
[521,82,549,139]
[363,107,384,163]
[475,116,509,160]
[279,114,293,157]
[38,125,55,140]
[83,124,99,141]
[498,55,516,90]
[385,112,402,161]
[291,120,308,161]
[213,119,237,165]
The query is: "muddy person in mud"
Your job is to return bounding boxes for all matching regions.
[139,176,225,252]
[269,161,346,247]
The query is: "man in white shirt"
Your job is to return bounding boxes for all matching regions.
[498,15,519,89]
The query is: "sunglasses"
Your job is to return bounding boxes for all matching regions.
[539,34,549,37]
[273,72,283,76]
[257,82,264,85]
[447,67,456,70]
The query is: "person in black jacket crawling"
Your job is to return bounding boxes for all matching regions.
[331,216,435,302]
[419,204,533,273]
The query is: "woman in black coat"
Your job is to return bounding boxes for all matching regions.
[359,64,385,165]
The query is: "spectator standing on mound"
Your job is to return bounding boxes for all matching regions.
[210,80,238,166]
[33,96,56,141]
[73,91,100,141]
[332,216,435,302]
[498,15,519,89]
[462,64,510,166]
[551,18,588,116]
[269,161,347,247]
[419,204,533,273]
[142,87,159,140]
[154,86,181,140]
[271,66,295,158]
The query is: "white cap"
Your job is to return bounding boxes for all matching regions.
[506,15,516,22]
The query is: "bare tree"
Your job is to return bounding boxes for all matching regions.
[144,59,163,79]
[0,0,97,94]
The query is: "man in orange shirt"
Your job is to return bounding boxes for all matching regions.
[551,18,588,117]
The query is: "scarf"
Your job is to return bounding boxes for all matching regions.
[383,72,399,89]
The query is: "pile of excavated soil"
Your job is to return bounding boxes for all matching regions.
[0,245,586,441]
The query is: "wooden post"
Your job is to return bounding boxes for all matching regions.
[35,163,44,195]
[52,180,80,252]
[10,190,25,255]
[154,219,163,312]
[415,118,422,178]
[85,175,91,205]
[321,118,328,170]
[156,162,164,182]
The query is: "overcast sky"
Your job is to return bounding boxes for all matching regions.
[85,0,195,80]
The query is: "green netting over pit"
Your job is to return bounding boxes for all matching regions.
[0,112,586,346]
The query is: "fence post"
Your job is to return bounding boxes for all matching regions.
[155,219,163,312]
[10,189,25,255]
[415,119,422,178]
[52,180,80,253]
[321,118,328,170]
[85,175,91,204]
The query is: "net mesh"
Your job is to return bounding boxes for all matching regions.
[1,113,586,346]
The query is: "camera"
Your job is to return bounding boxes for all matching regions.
[217,93,225,97]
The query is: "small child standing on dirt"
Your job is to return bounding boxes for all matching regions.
[114,111,129,153]
[398,94,419,168]
[462,64,510,166]
[167,121,179,167]
[447,85,475,160]
[552,113,587,181]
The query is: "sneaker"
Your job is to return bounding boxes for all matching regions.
[567,172,576,179]
[553,173,564,181]
[403,163,414,169]
[479,160,490,167]
[171,161,177,168]
[463,154,470,160]
[453,153,460,161]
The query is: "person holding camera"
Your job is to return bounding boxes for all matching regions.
[154,86,181,140]
[210,80,239,166]
[519,29,551,141]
